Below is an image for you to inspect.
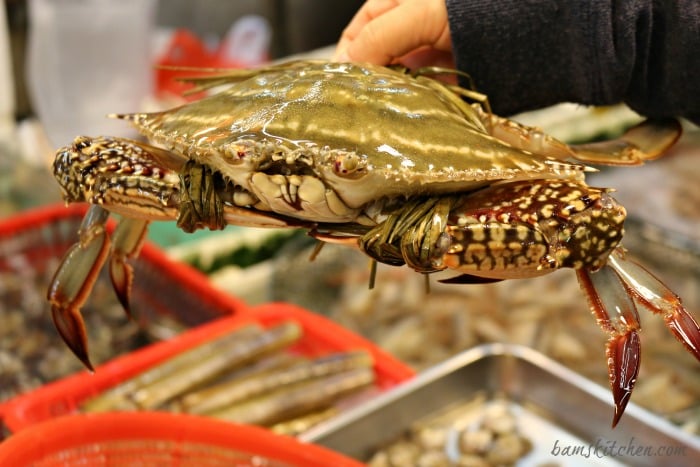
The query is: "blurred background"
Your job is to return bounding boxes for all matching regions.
[4,0,363,120]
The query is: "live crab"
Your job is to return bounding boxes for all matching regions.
[48,60,700,427]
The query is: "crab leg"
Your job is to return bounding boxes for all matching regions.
[576,264,642,428]
[570,118,682,165]
[47,205,111,370]
[468,104,682,166]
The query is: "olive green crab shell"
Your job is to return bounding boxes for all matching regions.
[115,62,585,209]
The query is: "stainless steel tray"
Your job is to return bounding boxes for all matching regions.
[303,344,700,466]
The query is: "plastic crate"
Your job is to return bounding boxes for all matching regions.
[0,412,363,466]
[0,204,247,416]
[2,302,415,433]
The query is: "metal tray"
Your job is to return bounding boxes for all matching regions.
[303,344,700,466]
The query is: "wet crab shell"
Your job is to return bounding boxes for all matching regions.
[116,61,585,217]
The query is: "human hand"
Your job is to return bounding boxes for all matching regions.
[333,0,454,69]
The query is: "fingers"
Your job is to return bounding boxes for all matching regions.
[336,0,400,55]
[399,47,455,70]
[334,0,451,65]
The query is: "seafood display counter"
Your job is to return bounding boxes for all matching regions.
[304,344,700,466]
[0,208,413,464]
[1,302,413,435]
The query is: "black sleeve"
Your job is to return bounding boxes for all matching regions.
[445,0,700,124]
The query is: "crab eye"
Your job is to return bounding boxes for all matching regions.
[73,136,93,151]
[333,152,366,177]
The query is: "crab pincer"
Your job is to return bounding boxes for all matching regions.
[47,205,111,370]
[47,204,149,370]
[578,248,700,427]
[577,264,641,427]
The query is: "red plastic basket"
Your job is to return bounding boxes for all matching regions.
[2,302,415,433]
[0,203,247,323]
[0,204,247,418]
[0,412,363,466]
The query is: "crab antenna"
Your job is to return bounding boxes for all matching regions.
[368,259,378,290]
[308,241,326,262]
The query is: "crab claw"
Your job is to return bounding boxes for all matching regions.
[578,246,700,427]
[577,263,642,428]
[607,248,700,363]
[607,330,641,428]
[47,205,112,371]
[664,308,700,362]
[108,217,150,318]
